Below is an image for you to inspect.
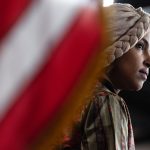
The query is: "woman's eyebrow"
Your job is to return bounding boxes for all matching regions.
[142,38,149,47]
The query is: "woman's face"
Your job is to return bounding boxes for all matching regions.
[109,31,150,91]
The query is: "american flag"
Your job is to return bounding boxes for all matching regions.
[0,0,105,149]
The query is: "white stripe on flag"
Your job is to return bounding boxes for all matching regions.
[0,0,89,118]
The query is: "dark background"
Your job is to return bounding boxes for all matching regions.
[115,0,150,145]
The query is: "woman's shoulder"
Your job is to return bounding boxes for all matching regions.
[93,84,121,103]
[97,90,124,110]
[82,88,119,115]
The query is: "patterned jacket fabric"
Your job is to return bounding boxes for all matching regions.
[61,80,135,150]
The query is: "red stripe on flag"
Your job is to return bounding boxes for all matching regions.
[0,0,32,41]
[0,8,101,150]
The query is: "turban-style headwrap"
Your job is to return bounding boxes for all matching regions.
[104,3,150,66]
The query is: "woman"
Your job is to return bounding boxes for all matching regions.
[61,3,150,150]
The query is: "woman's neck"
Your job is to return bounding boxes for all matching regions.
[103,75,121,94]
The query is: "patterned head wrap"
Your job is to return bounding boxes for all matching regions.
[104,3,150,66]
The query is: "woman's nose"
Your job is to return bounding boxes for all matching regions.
[144,54,150,68]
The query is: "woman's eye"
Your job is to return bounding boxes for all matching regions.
[135,42,145,50]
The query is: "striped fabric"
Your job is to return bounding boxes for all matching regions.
[0,0,105,149]
[61,80,135,150]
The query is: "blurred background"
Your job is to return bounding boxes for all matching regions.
[103,0,150,149]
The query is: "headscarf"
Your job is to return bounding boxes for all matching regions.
[104,3,150,66]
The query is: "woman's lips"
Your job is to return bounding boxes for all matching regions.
[139,70,148,80]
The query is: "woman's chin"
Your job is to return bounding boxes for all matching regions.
[130,81,144,91]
